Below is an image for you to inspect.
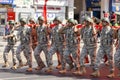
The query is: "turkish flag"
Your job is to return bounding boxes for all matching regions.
[43,0,48,24]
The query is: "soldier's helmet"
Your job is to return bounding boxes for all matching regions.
[101,18,110,23]
[85,16,94,23]
[67,18,75,25]
[74,20,78,25]
[38,16,44,21]
[9,20,15,25]
[53,17,61,22]
[29,17,35,22]
[19,18,27,23]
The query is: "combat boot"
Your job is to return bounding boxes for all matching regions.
[73,71,83,75]
[56,65,62,69]
[45,66,53,73]
[26,67,33,72]
[68,64,74,71]
[23,62,28,66]
[73,67,82,75]
[91,70,100,77]
[17,62,24,68]
[35,65,45,70]
[107,72,114,78]
[11,64,17,70]
[59,69,67,74]
[2,62,9,68]
[80,66,86,75]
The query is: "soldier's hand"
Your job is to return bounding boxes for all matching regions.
[3,36,7,39]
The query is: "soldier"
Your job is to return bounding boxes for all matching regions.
[34,16,49,70]
[59,18,79,73]
[45,17,65,72]
[28,18,37,50]
[49,20,63,69]
[16,18,32,72]
[114,26,120,77]
[91,18,115,78]
[2,20,17,69]
[74,16,97,75]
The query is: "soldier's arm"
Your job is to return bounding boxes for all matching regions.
[114,29,118,48]
[92,26,97,36]
[59,26,67,34]
[3,30,17,39]
[3,34,13,39]
[27,27,32,46]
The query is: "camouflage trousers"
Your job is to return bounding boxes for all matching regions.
[3,44,17,65]
[16,44,32,67]
[80,45,96,68]
[34,44,49,67]
[94,46,114,72]
[48,44,64,68]
[63,45,78,69]
[114,48,120,70]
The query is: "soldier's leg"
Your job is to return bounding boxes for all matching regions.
[34,45,45,70]
[56,52,61,68]
[72,44,80,70]
[23,51,28,65]
[11,45,17,69]
[2,45,10,67]
[76,46,87,75]
[71,47,79,70]
[80,46,87,67]
[114,49,120,77]
[91,47,104,77]
[47,45,56,67]
[16,45,24,68]
[106,48,114,78]
[24,46,33,72]
[57,45,64,69]
[59,47,70,73]
[45,45,56,72]
[89,48,96,68]
[43,45,49,67]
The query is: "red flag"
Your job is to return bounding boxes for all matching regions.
[43,0,48,24]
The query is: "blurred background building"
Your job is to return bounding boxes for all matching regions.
[0,0,119,35]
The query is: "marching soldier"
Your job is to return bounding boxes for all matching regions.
[59,18,79,73]
[114,25,120,77]
[34,16,49,70]
[45,17,65,72]
[16,18,33,72]
[28,18,38,50]
[2,20,17,69]
[91,18,115,78]
[74,16,97,75]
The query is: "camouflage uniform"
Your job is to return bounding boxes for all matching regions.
[80,26,97,68]
[3,29,17,66]
[47,24,64,68]
[61,26,78,70]
[16,25,32,68]
[94,26,114,75]
[34,25,49,68]
[114,29,120,72]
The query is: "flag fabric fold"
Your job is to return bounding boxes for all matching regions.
[43,0,48,24]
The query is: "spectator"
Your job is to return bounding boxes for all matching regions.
[5,23,10,36]
[110,11,117,26]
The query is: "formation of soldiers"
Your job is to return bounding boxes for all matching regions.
[2,15,120,78]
